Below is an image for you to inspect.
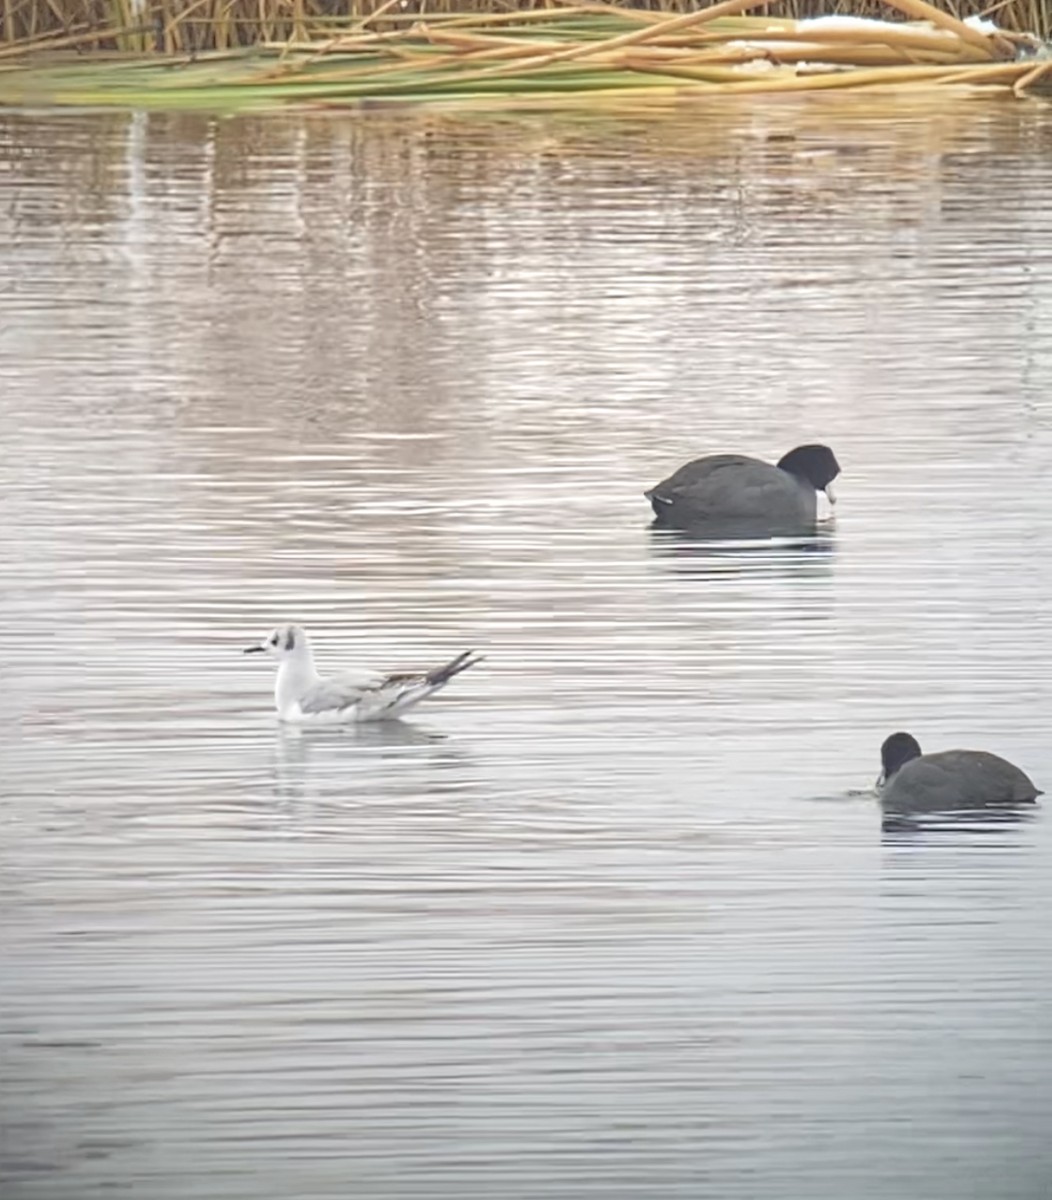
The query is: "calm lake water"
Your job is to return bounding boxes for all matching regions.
[2,97,1052,1199]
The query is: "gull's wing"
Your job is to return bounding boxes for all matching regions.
[332,667,388,690]
[299,653,483,721]
[297,677,371,717]
[297,666,389,715]
[297,672,424,720]
[357,652,485,721]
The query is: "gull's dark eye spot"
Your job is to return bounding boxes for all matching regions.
[270,635,279,646]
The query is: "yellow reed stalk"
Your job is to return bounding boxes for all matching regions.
[436,4,661,29]
[613,44,767,61]
[720,61,995,92]
[350,0,401,31]
[616,40,938,67]
[422,27,563,50]
[293,0,308,45]
[291,30,385,65]
[726,24,992,62]
[0,23,136,56]
[101,0,133,52]
[163,0,219,49]
[216,1,236,50]
[250,29,560,81]
[934,60,1032,84]
[1012,58,1052,95]
[464,0,794,78]
[618,56,789,81]
[723,43,919,65]
[878,0,1015,58]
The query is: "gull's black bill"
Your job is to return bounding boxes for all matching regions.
[243,645,265,654]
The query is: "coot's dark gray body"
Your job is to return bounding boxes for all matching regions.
[879,732,1040,812]
[646,445,840,537]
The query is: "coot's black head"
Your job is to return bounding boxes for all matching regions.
[880,731,923,781]
[777,444,841,497]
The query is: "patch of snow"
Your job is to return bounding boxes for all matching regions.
[963,15,1001,34]
[731,59,777,73]
[798,16,908,31]
[727,39,791,52]
[794,61,851,73]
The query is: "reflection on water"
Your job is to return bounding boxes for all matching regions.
[2,97,1052,1199]
[882,804,1040,841]
[269,721,469,807]
[647,525,838,580]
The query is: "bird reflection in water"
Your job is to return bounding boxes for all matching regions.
[647,524,837,581]
[270,720,473,809]
[881,802,1039,842]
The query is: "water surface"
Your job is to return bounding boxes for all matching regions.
[2,97,1052,1199]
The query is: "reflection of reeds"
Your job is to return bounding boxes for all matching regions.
[0,0,1049,109]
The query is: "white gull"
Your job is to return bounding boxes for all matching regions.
[245,624,482,723]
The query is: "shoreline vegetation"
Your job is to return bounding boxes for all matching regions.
[0,0,1050,111]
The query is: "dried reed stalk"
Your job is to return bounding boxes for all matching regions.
[878,0,1016,57]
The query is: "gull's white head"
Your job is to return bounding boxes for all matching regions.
[244,624,310,661]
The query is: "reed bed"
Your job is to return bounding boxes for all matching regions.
[0,0,1049,111]
[2,0,1050,49]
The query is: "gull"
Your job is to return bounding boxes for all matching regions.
[244,624,483,723]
